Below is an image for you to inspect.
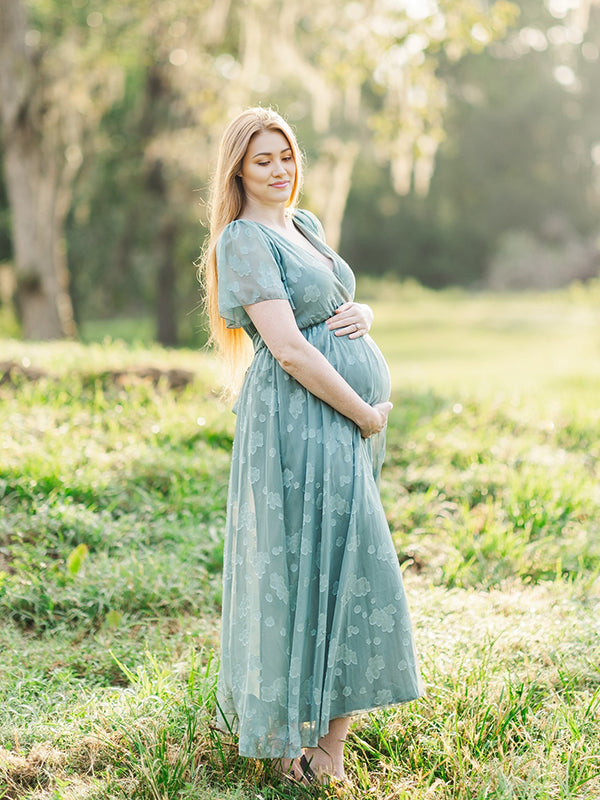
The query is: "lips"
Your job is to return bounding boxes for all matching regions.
[270,181,289,189]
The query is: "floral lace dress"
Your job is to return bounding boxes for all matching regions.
[216,209,423,759]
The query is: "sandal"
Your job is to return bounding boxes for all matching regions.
[298,754,317,784]
[297,755,351,789]
[277,754,317,787]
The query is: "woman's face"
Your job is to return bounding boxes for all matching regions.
[238,129,296,210]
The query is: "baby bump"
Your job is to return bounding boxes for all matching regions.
[305,324,392,405]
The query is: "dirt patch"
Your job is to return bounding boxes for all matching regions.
[0,360,195,391]
[0,742,65,795]
[0,551,16,575]
[0,361,47,385]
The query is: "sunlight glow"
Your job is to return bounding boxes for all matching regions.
[344,2,364,21]
[581,41,599,59]
[390,0,438,20]
[214,54,239,79]
[519,27,548,51]
[471,24,491,45]
[169,49,188,66]
[553,64,577,86]
[547,0,581,19]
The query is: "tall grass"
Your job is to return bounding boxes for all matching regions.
[1,282,599,798]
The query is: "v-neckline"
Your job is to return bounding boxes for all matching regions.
[243,216,337,275]
[291,215,336,273]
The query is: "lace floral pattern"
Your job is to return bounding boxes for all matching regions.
[216,210,423,759]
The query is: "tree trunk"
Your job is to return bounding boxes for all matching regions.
[142,66,179,347]
[0,0,76,339]
[144,157,179,347]
[156,220,178,347]
[308,140,359,250]
[3,137,76,339]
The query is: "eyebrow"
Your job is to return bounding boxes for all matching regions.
[250,147,293,158]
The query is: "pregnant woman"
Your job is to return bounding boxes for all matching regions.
[201,107,423,786]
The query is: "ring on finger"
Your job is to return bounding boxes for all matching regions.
[354,322,360,332]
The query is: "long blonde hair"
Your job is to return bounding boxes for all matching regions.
[200,107,303,392]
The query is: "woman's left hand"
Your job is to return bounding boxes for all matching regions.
[326,302,374,339]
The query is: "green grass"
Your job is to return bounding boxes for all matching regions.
[79,315,157,346]
[78,313,209,350]
[1,281,599,799]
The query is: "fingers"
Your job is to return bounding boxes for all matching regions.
[360,402,393,438]
[377,403,392,427]
[372,402,392,428]
[333,302,353,314]
[360,419,385,438]
[326,312,354,329]
[334,323,365,339]
[326,303,369,338]
[327,320,364,337]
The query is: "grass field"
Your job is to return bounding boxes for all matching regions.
[1,282,599,799]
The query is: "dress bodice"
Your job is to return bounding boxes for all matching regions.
[217,209,355,345]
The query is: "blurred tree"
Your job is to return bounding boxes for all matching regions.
[0,0,126,339]
[65,0,242,346]
[0,0,517,340]
[0,162,11,267]
[0,0,76,338]
[66,0,517,343]
[434,0,600,285]
[200,0,518,247]
[342,0,600,287]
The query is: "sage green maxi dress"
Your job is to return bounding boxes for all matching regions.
[216,209,423,759]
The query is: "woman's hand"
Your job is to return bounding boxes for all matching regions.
[359,401,393,439]
[244,298,389,436]
[326,302,374,339]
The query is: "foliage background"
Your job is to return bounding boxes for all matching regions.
[1,0,599,344]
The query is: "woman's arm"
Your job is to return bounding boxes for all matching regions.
[244,298,391,438]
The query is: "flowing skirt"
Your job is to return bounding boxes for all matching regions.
[217,322,423,758]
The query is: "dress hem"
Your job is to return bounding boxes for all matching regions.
[216,687,425,760]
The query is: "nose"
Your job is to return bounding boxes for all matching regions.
[272,159,286,176]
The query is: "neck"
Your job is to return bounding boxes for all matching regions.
[240,200,291,230]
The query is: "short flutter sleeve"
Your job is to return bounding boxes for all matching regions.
[217,221,291,329]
